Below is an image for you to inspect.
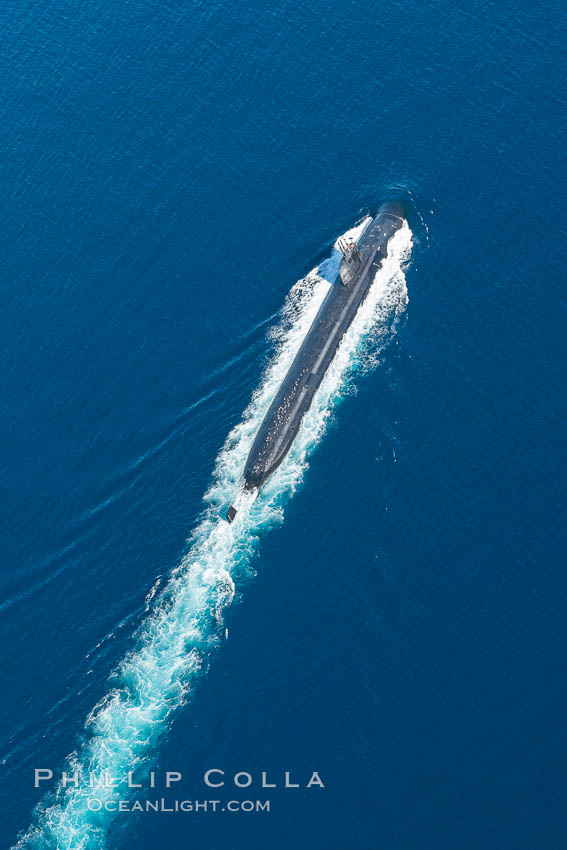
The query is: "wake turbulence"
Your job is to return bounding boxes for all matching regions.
[16,205,411,850]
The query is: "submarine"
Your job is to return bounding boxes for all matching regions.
[226,201,405,523]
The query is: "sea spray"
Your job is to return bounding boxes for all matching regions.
[16,221,412,849]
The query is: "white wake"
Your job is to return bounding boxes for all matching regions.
[16,219,412,849]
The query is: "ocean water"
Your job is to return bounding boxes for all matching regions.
[1,1,565,849]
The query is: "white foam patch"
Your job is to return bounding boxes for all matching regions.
[16,220,412,849]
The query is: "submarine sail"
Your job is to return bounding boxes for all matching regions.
[227,202,405,521]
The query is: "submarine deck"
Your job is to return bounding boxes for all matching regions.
[239,205,404,496]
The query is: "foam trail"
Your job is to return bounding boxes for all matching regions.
[16,220,412,849]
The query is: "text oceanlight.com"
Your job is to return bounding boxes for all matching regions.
[87,798,271,813]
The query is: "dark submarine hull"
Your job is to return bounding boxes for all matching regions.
[226,202,405,521]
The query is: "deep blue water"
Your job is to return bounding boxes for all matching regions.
[1,0,566,848]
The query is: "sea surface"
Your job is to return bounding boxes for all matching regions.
[0,1,565,848]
